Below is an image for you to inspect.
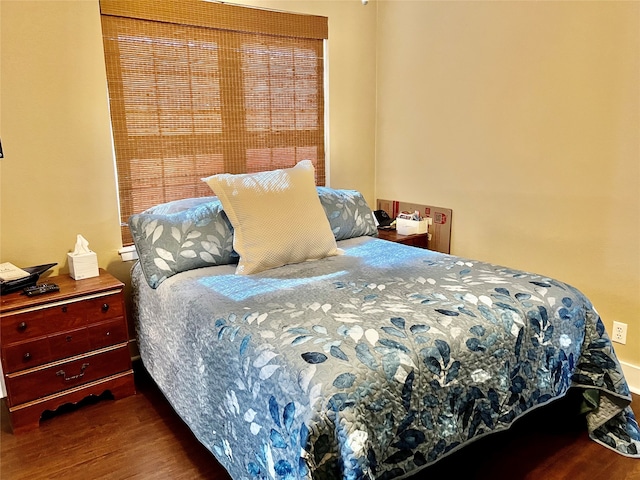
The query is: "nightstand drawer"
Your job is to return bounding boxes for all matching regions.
[376,229,429,249]
[42,293,124,325]
[88,318,128,350]
[84,294,124,324]
[43,301,86,327]
[48,327,91,363]
[1,293,124,345]
[1,310,48,344]
[3,328,94,374]
[3,337,51,372]
[2,306,84,344]
[6,344,131,405]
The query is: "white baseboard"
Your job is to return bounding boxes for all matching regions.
[620,361,640,395]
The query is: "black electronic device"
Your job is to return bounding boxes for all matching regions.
[374,209,394,229]
[22,283,60,297]
[0,263,57,295]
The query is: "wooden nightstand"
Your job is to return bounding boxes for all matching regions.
[0,269,135,433]
[377,228,429,249]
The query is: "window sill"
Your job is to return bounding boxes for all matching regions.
[118,245,138,262]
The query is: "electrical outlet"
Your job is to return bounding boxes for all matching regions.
[612,321,627,344]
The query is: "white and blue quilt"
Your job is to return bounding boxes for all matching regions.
[132,236,640,479]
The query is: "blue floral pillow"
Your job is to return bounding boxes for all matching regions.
[316,187,377,241]
[129,199,237,288]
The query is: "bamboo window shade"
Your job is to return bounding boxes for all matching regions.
[99,0,328,244]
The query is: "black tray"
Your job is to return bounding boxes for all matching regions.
[0,263,57,295]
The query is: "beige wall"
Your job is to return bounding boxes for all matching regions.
[1,0,128,280]
[376,0,640,366]
[0,0,377,283]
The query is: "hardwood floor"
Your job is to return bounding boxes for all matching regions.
[1,366,639,479]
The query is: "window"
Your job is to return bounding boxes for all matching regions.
[100,0,328,244]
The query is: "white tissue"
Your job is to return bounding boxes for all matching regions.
[72,234,92,255]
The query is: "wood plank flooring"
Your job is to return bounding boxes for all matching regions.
[1,366,639,479]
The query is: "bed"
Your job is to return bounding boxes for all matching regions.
[129,162,640,480]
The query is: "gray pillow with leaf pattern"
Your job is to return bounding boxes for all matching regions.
[316,187,378,241]
[129,199,237,288]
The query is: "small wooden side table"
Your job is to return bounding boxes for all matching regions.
[0,269,135,433]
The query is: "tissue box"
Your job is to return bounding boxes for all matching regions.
[396,218,428,236]
[68,252,99,280]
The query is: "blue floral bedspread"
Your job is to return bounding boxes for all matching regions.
[132,236,640,479]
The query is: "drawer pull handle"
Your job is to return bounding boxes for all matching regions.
[23,352,31,361]
[66,336,72,342]
[56,363,89,382]
[18,322,27,331]
[62,306,68,313]
[102,303,110,313]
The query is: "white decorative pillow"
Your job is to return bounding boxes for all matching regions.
[203,160,340,274]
